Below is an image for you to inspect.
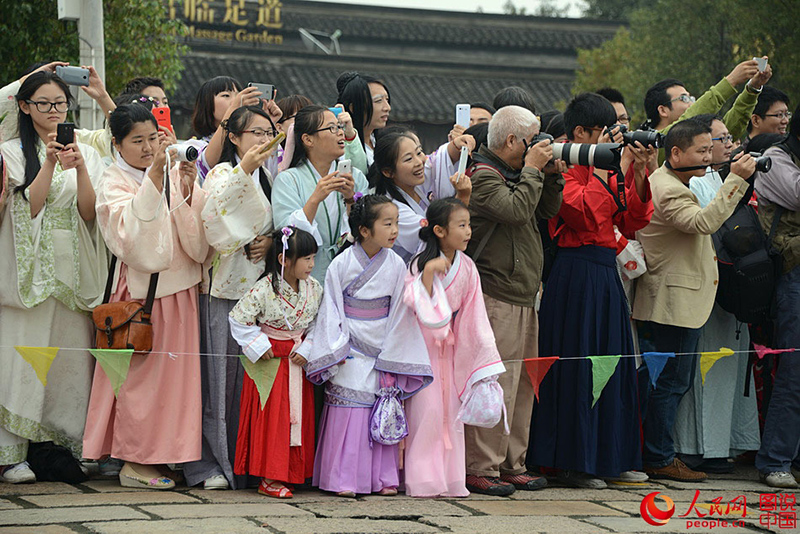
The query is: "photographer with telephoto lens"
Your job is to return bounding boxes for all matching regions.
[529,93,654,489]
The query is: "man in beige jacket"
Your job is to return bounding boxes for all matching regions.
[632,118,755,482]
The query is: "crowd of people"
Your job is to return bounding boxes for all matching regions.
[0,54,798,500]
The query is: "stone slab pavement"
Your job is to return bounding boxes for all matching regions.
[0,464,796,533]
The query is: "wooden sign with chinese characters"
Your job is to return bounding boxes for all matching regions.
[167,0,284,45]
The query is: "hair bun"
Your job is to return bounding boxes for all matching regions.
[336,71,360,94]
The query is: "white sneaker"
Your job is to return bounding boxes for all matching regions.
[606,470,649,483]
[761,471,799,489]
[1,461,36,484]
[203,474,229,490]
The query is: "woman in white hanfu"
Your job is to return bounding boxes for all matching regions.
[368,130,472,263]
[182,105,280,490]
[0,72,107,482]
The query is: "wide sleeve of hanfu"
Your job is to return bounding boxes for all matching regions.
[202,162,272,255]
[271,168,323,245]
[0,80,20,142]
[452,256,505,400]
[403,268,452,341]
[374,255,433,398]
[75,144,110,309]
[229,279,274,363]
[171,173,209,264]
[96,165,173,273]
[344,132,368,176]
[425,142,457,199]
[300,258,350,384]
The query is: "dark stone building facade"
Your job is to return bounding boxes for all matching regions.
[168,0,620,148]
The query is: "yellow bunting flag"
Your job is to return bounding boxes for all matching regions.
[239,355,281,409]
[588,355,621,408]
[14,346,59,386]
[700,347,735,385]
[89,349,134,397]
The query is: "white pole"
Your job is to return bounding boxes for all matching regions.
[77,0,105,129]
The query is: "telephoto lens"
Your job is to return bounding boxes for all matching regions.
[551,142,623,171]
[621,129,664,148]
[170,144,199,163]
[749,152,772,173]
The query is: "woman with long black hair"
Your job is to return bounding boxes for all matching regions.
[0,71,107,483]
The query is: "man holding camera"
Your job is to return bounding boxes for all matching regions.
[633,118,756,482]
[464,105,564,495]
[753,104,800,489]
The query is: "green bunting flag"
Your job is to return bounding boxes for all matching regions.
[588,355,621,407]
[15,346,60,386]
[239,355,281,409]
[89,349,134,397]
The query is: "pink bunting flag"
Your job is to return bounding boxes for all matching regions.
[753,343,794,360]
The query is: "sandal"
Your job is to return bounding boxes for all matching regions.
[258,478,293,499]
[336,490,356,498]
[377,487,398,496]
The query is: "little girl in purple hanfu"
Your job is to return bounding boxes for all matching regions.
[296,194,432,497]
[403,198,506,497]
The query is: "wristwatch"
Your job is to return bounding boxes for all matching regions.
[745,83,763,95]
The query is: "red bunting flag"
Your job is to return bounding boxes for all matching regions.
[524,357,559,401]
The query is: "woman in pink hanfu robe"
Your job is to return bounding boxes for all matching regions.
[82,105,209,488]
[297,241,433,495]
[403,249,505,497]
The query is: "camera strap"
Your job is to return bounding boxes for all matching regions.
[592,168,627,215]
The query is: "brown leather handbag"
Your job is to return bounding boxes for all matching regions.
[92,255,159,353]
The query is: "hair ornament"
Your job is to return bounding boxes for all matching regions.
[353,192,364,202]
[345,232,355,243]
[279,225,296,329]
[419,218,429,228]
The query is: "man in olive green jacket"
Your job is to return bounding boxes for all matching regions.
[463,105,564,496]
[645,57,772,164]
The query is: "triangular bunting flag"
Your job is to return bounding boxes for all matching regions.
[588,355,621,407]
[15,346,59,386]
[699,347,734,385]
[641,352,675,388]
[524,357,559,401]
[89,349,133,397]
[239,355,281,409]
[753,343,794,360]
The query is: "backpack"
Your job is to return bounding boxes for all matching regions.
[712,153,789,324]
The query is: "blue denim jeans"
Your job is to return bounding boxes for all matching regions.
[756,266,800,474]
[638,322,702,468]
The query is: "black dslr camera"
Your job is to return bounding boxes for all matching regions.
[605,124,664,148]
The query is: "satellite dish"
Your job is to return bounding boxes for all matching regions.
[299,28,342,55]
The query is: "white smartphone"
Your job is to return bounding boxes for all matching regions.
[456,146,469,182]
[753,57,768,72]
[337,159,352,175]
[455,104,470,129]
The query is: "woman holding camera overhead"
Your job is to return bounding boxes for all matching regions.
[0,71,107,484]
[181,105,281,491]
[82,103,208,490]
[272,106,370,280]
[529,93,655,489]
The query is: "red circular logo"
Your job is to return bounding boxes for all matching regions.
[625,260,638,271]
[640,491,676,526]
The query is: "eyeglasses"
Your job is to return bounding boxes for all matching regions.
[313,124,345,135]
[669,94,696,105]
[242,128,278,138]
[764,112,792,120]
[712,135,734,143]
[617,115,631,123]
[26,100,69,113]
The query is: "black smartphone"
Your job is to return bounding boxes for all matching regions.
[56,122,75,147]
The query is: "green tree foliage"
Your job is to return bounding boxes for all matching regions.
[581,0,648,20]
[574,0,800,125]
[1,0,188,96]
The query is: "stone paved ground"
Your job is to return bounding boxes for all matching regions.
[0,464,797,533]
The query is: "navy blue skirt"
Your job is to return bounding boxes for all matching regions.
[528,245,642,477]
